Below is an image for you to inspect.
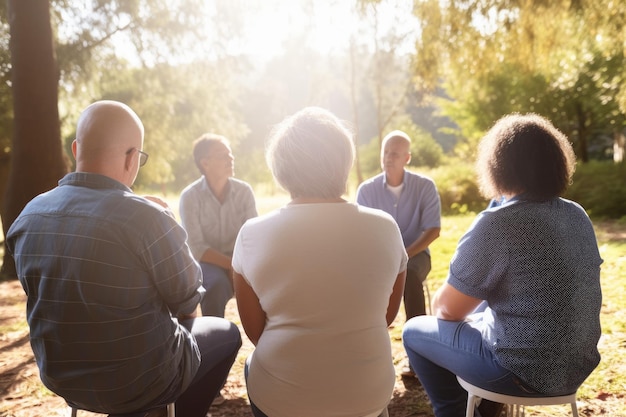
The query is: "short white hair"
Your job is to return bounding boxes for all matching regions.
[266,107,355,199]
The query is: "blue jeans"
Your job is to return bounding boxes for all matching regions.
[199,262,233,317]
[402,312,541,417]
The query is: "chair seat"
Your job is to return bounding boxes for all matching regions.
[70,403,175,417]
[456,376,579,417]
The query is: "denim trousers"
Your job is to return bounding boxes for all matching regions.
[199,262,234,317]
[402,312,540,417]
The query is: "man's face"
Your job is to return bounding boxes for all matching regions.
[202,142,234,179]
[381,137,410,175]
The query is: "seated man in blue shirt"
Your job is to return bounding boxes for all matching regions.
[356,130,441,377]
[179,134,257,318]
[7,100,241,417]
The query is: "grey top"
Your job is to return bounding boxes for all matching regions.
[179,176,257,259]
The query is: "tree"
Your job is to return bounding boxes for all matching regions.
[1,1,67,278]
[350,0,419,182]
[411,0,626,162]
[0,0,245,279]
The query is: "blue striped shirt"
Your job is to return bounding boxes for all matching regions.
[7,172,203,414]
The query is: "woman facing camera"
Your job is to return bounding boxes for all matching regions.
[402,114,603,417]
[232,107,407,417]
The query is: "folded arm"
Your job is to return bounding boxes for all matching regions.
[431,282,482,321]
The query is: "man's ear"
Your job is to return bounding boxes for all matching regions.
[71,139,78,159]
[124,148,135,171]
[406,152,412,164]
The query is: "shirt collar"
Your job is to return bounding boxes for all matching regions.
[59,172,132,192]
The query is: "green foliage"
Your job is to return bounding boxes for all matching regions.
[358,137,383,179]
[404,121,444,169]
[85,59,248,192]
[412,0,626,162]
[357,121,444,180]
[429,161,486,215]
[234,149,273,186]
[564,161,626,220]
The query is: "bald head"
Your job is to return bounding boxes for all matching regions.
[73,100,144,186]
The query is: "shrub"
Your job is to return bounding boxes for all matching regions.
[428,161,487,215]
[564,161,626,220]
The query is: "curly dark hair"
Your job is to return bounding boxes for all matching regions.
[476,113,576,201]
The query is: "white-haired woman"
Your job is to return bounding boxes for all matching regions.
[232,107,407,417]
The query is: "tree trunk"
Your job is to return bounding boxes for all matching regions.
[349,38,364,186]
[614,130,625,163]
[575,102,589,163]
[1,0,67,279]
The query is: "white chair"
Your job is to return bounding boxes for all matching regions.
[423,279,432,315]
[457,376,579,417]
[70,403,175,417]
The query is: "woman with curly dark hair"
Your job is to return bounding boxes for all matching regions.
[402,114,602,417]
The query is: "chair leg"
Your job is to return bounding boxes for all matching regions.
[167,402,175,417]
[466,394,478,417]
[70,407,78,417]
[570,401,579,417]
[378,406,389,417]
[423,281,432,315]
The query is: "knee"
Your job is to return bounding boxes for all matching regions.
[200,264,231,292]
[402,316,434,343]
[226,321,243,349]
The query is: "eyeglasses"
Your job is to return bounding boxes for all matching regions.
[126,148,149,167]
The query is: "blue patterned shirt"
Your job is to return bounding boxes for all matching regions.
[448,197,603,394]
[7,172,203,414]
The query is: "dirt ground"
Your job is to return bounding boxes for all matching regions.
[0,277,621,417]
[0,279,432,417]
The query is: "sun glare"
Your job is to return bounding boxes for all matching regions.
[231,0,416,61]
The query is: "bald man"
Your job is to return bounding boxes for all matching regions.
[356,130,441,377]
[7,101,241,417]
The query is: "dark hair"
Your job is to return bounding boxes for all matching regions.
[476,113,576,201]
[192,133,229,173]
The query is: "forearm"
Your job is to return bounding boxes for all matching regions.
[200,249,232,271]
[406,227,441,258]
[176,309,198,321]
[432,283,481,321]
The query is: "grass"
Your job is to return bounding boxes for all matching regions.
[3,192,624,416]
